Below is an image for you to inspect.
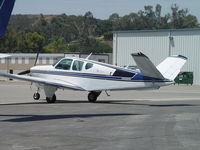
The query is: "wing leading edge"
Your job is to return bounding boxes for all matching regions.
[0,73,85,91]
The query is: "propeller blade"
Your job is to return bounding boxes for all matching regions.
[18,70,30,75]
[34,50,40,66]
[18,49,40,75]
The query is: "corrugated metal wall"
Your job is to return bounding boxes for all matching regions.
[113,29,200,85]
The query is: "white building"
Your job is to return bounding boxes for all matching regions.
[113,28,200,85]
[0,53,64,74]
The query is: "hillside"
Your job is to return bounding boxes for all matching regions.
[0,4,199,53]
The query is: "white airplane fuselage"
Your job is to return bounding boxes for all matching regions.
[30,57,173,92]
[0,53,187,103]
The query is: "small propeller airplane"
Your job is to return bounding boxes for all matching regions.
[0,52,187,103]
[0,0,187,103]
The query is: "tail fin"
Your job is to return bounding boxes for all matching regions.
[156,55,187,80]
[0,0,16,36]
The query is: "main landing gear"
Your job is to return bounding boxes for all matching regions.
[46,94,57,103]
[33,87,103,103]
[88,91,101,103]
[33,92,57,103]
[33,86,57,103]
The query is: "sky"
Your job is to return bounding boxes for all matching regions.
[12,0,200,21]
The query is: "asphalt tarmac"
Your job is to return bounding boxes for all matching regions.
[0,81,200,150]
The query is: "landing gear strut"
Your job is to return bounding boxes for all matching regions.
[33,92,40,100]
[88,91,101,103]
[44,85,57,104]
[46,94,56,103]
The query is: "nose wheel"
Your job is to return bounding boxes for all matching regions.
[33,92,40,100]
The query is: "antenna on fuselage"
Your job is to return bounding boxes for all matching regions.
[86,53,92,60]
[125,63,130,69]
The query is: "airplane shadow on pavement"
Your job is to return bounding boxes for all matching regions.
[0,113,140,122]
[0,99,198,122]
[0,99,198,107]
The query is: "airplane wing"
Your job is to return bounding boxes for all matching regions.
[131,52,165,79]
[0,73,85,91]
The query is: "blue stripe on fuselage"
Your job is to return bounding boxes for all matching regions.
[132,72,170,81]
[32,70,122,80]
[31,70,170,82]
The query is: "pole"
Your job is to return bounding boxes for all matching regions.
[115,33,118,65]
[169,31,172,56]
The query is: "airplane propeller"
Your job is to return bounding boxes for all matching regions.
[18,50,40,75]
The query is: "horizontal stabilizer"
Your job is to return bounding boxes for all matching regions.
[131,52,165,79]
[156,55,187,80]
[0,0,16,36]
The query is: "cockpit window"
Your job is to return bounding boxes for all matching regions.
[72,60,84,71]
[55,59,73,70]
[85,63,93,70]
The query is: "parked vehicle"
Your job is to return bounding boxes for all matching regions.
[174,72,193,85]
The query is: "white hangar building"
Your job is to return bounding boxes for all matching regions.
[113,28,200,85]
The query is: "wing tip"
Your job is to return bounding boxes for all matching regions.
[131,52,146,57]
[170,55,188,60]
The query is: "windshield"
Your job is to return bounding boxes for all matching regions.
[55,59,73,70]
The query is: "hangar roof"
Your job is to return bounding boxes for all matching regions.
[113,28,200,33]
[1,53,64,57]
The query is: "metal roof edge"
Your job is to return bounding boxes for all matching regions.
[113,28,200,33]
[1,53,64,57]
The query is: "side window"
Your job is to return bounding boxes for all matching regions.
[113,69,135,77]
[72,60,84,71]
[85,63,93,70]
[55,59,73,70]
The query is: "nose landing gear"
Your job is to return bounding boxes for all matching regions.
[33,92,40,100]
[33,87,40,100]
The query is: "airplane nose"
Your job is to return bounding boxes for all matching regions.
[18,69,30,75]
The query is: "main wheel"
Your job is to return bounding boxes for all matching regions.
[33,92,40,100]
[88,92,98,103]
[46,94,56,103]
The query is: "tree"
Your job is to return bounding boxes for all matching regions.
[95,19,112,35]
[0,28,18,52]
[109,13,120,30]
[24,32,44,53]
[183,15,199,28]
[69,36,112,53]
[43,36,69,53]
[170,4,188,28]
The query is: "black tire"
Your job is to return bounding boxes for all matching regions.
[88,92,98,103]
[33,93,40,100]
[46,94,56,103]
